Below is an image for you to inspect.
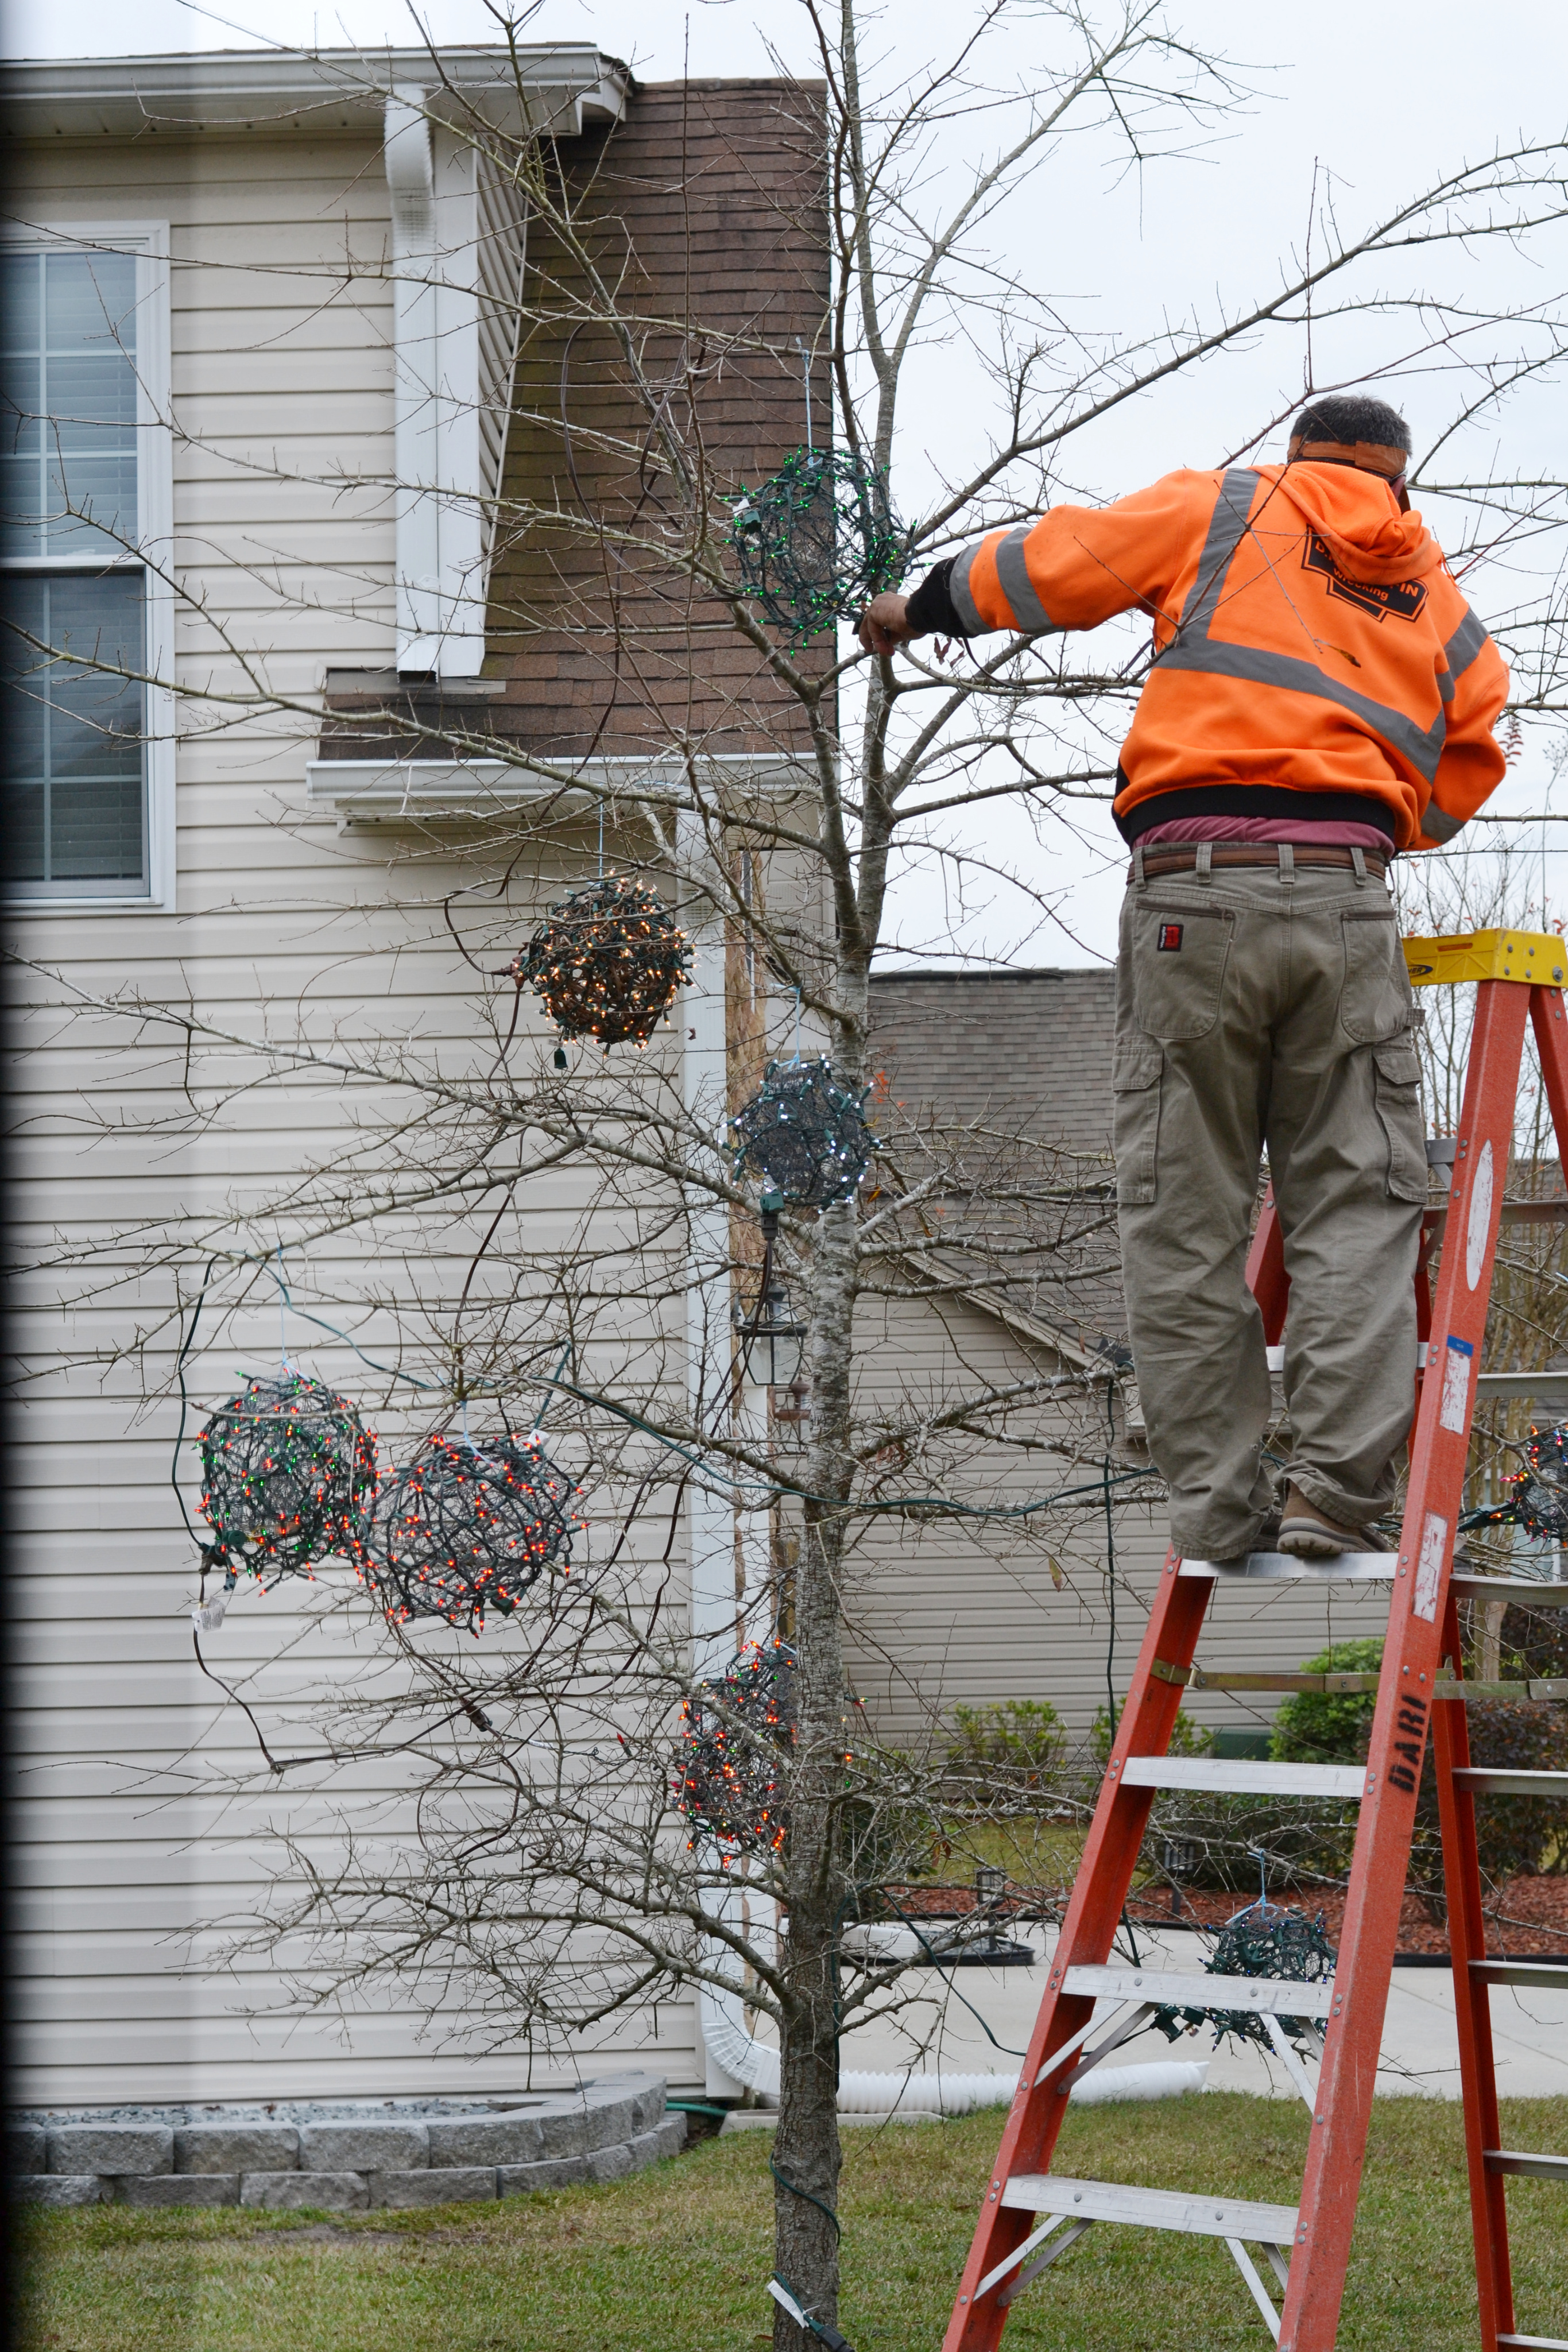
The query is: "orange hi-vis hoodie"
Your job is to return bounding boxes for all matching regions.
[944,461,1508,851]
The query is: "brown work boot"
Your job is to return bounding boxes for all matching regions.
[1277,1484,1387,1559]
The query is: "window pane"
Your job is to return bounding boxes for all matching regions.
[44,252,136,357]
[45,452,138,551]
[0,250,139,558]
[0,253,41,354]
[1,570,147,891]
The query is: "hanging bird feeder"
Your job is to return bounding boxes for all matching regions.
[514,876,691,1062]
[675,1638,797,1858]
[367,1430,579,1634]
[730,446,904,640]
[198,1371,378,1580]
[732,1056,876,1212]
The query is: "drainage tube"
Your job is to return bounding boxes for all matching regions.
[698,1982,1206,2115]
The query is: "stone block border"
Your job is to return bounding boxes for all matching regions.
[8,2074,684,2211]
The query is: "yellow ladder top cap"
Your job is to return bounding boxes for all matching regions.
[1403,928,1568,987]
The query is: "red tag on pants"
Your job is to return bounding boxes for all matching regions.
[1157,922,1183,951]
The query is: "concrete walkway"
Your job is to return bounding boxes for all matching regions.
[835,1922,1568,2100]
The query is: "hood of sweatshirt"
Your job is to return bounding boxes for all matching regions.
[1259,460,1441,587]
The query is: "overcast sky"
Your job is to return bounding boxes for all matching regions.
[10,0,1568,967]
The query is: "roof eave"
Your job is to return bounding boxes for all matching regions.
[1,45,632,142]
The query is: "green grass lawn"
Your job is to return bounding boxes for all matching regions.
[19,2095,1568,2352]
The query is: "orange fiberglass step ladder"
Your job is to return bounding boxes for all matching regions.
[944,927,1568,2352]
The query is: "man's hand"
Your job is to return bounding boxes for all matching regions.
[858,591,921,657]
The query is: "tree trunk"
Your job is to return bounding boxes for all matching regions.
[773,1196,857,2345]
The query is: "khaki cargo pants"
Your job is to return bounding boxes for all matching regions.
[1113,852,1427,1561]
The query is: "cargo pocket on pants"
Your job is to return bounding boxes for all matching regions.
[1113,1038,1164,1206]
[1372,1034,1428,1203]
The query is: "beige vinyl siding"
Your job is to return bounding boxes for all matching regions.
[849,1290,1390,1746]
[6,127,700,2106]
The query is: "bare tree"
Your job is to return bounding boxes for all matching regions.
[12,3,1568,2334]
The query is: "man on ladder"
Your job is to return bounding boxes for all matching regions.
[862,392,1509,1563]
[857,404,1568,2352]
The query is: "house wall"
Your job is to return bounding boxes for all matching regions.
[846,1287,1392,1747]
[6,120,706,2106]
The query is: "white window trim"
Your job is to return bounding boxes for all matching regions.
[1,220,174,912]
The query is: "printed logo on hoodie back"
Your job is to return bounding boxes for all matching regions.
[1302,532,1428,624]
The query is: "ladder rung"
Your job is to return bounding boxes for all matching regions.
[1180,1551,1395,1583]
[1485,2149,1568,2181]
[1452,1575,1568,1607]
[1120,1757,1365,1800]
[1470,1959,1568,1990]
[1001,2173,1299,2245]
[1451,1769,1568,1798]
[1498,2336,1568,2349]
[1062,1964,1335,2018]
[1155,1663,1568,1701]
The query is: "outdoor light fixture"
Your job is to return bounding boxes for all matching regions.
[735,1278,807,1391]
[974,1864,1007,1910]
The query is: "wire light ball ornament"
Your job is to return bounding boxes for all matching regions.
[1153,1900,1337,2052]
[1508,1423,1568,1541]
[369,1432,579,1635]
[730,447,904,639]
[514,876,691,1059]
[675,1639,797,1859]
[198,1371,378,1579]
[732,1057,877,1211]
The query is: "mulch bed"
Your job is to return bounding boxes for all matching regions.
[887,1877,1568,1959]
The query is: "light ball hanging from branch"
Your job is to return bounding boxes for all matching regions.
[367,1431,579,1634]
[1510,1423,1568,1541]
[1153,1901,1336,2052]
[514,876,691,1058]
[732,1056,876,1211]
[675,1638,797,1858]
[198,1371,378,1579]
[730,447,904,639]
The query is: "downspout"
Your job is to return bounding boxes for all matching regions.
[385,88,439,673]
[697,1977,1206,2114]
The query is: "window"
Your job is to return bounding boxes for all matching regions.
[1,238,167,902]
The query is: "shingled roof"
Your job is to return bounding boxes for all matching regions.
[867,967,1116,1155]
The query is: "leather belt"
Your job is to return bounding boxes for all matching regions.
[1130,844,1390,883]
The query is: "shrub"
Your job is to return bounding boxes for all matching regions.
[1269,1639,1384,1763]
[947,1699,1067,1787]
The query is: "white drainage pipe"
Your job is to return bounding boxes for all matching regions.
[698,1982,1206,2115]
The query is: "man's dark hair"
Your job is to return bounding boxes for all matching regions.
[1291,393,1411,452]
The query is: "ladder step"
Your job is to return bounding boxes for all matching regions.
[1001,2173,1299,2245]
[1470,1959,1568,1990]
[1451,1769,1568,1798]
[1159,1663,1568,1700]
[1452,1575,1568,1607]
[1062,1964,1334,2018]
[1120,1757,1365,1799]
[1180,1550,1395,1583]
[1497,2336,1568,2349]
[1485,2150,1568,2181]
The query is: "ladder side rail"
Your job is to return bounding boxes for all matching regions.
[1528,984,1568,1154]
[1279,977,1531,2352]
[942,1553,1212,2352]
[1433,1589,1514,2352]
[1245,1187,1289,1341]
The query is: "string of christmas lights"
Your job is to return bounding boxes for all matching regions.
[1152,1900,1337,2052]
[366,1430,579,1635]
[675,1638,797,1858]
[198,1371,378,1580]
[730,447,904,639]
[515,876,691,1058]
[732,1057,877,1210]
[1469,1422,1568,1541]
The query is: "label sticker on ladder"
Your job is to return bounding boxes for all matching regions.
[1439,1335,1473,1434]
[1414,1509,1448,1623]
